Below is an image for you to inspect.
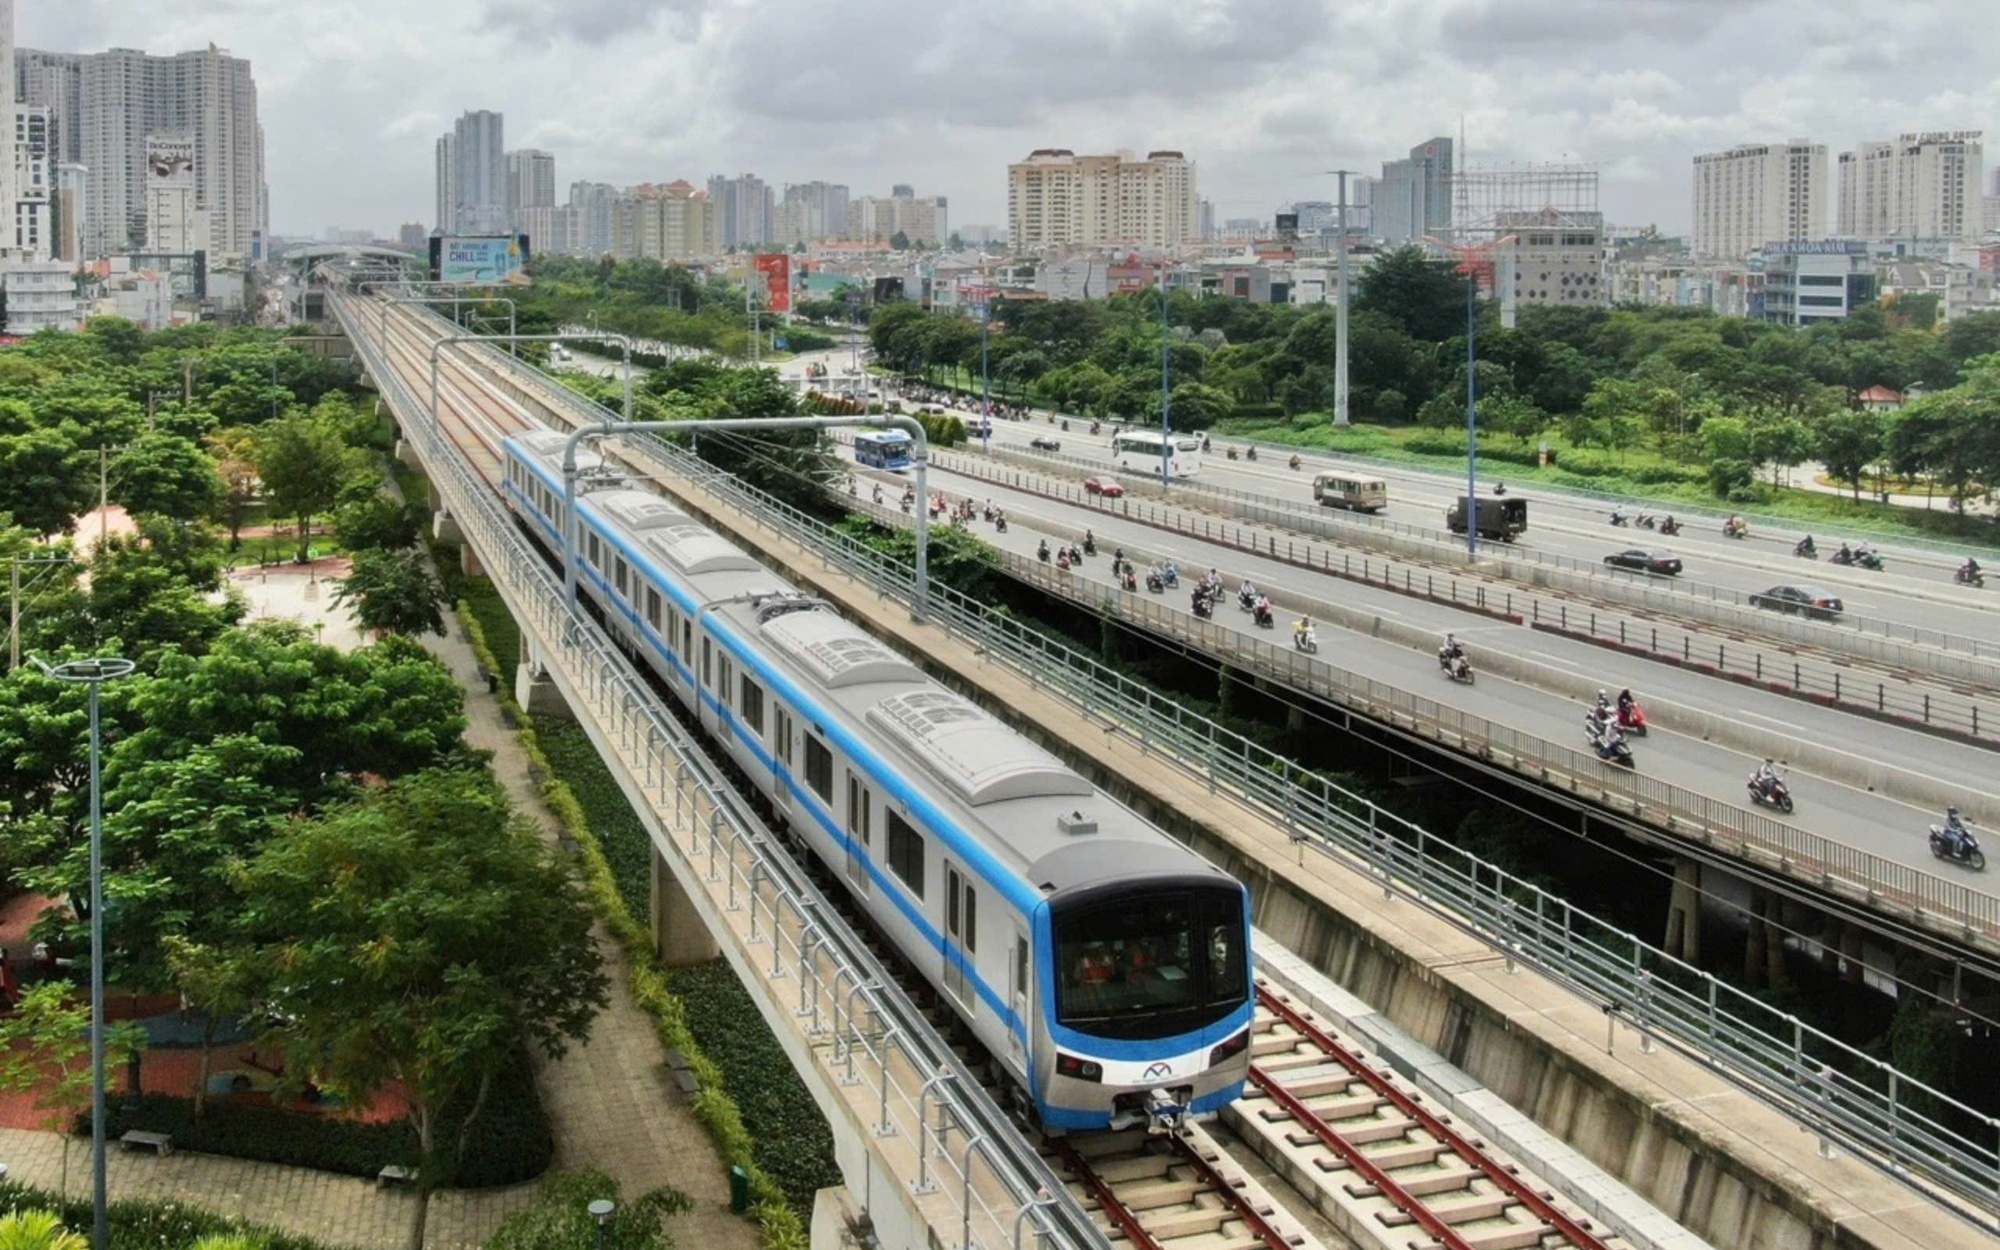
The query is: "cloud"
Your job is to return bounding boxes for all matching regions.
[18,0,1999,238]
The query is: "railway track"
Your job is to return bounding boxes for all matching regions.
[1234,985,1620,1250]
[356,291,1647,1250]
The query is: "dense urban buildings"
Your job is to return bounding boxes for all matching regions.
[1006,149,1198,249]
[1691,141,1830,259]
[14,40,265,258]
[1838,132,1983,241]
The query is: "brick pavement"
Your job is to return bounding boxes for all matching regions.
[0,608,762,1250]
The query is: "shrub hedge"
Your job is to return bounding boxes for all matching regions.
[89,1045,552,1187]
[0,1180,337,1250]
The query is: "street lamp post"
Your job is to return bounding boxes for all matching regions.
[28,655,136,1250]
[1323,169,1357,428]
[588,1199,615,1250]
[1158,263,1172,489]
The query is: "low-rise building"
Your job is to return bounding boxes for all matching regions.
[1759,240,1875,326]
[4,259,82,332]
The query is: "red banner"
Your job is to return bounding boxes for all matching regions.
[753,253,792,313]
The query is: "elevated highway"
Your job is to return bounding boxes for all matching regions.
[320,279,1996,1250]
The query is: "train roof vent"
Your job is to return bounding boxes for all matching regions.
[763,611,924,689]
[640,524,760,575]
[586,490,685,532]
[1057,810,1098,836]
[868,691,1094,807]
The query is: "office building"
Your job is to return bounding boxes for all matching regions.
[1006,148,1198,249]
[1496,209,1605,310]
[434,133,455,238]
[1690,140,1829,259]
[14,104,49,259]
[1839,132,1983,241]
[142,134,205,253]
[1197,197,1214,241]
[397,222,426,248]
[444,110,506,234]
[1374,137,1453,246]
[1760,240,1875,326]
[506,148,555,227]
[0,0,15,240]
[52,161,83,262]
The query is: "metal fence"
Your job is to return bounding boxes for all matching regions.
[382,296,2000,1225]
[918,448,1999,743]
[336,289,1100,1250]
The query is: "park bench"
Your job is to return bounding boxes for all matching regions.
[376,1164,416,1190]
[119,1130,172,1156]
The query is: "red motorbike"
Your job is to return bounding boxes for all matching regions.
[1616,700,1649,736]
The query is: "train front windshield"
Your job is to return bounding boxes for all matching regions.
[1053,887,1247,1040]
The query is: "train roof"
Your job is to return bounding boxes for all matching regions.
[580,489,687,533]
[509,428,605,476]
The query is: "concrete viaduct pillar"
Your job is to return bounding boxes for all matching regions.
[1662,856,1701,963]
[652,842,721,965]
[514,636,574,722]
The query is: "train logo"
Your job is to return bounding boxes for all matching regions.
[1144,1062,1174,1080]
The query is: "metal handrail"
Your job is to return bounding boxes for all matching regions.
[368,291,2000,1224]
[327,284,1103,1250]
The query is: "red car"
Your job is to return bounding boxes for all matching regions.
[1084,475,1125,498]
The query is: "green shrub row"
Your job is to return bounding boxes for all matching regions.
[89,1046,552,1188]
[456,602,811,1250]
[0,1180,336,1250]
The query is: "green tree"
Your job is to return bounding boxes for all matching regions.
[1355,246,1473,343]
[206,427,261,550]
[333,548,447,637]
[890,229,910,250]
[487,1171,692,1250]
[0,983,147,1196]
[1166,381,1233,432]
[235,770,610,1250]
[333,493,421,553]
[111,432,224,521]
[254,413,359,562]
[0,428,95,537]
[1815,408,1884,500]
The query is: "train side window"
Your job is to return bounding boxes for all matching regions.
[775,709,793,769]
[886,812,925,899]
[804,735,832,801]
[739,676,765,736]
[682,618,693,662]
[586,533,599,568]
[717,657,734,738]
[701,637,712,690]
[614,557,629,598]
[645,588,662,631]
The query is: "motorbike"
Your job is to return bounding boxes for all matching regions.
[1929,825,1987,871]
[1289,455,1301,471]
[1637,513,1658,530]
[995,516,1008,533]
[1615,700,1649,736]
[1855,548,1885,571]
[1609,512,1631,528]
[1227,447,1239,460]
[1439,649,1475,684]
[1293,628,1319,655]
[1146,572,1165,594]
[1060,419,1070,432]
[1658,519,1680,536]
[1055,551,1073,572]
[1246,446,1258,462]
[1121,570,1138,592]
[1237,589,1258,613]
[1192,592,1215,620]
[1723,521,1749,540]
[1160,566,1180,589]
[1793,538,1817,559]
[1037,541,1051,564]
[1584,716,1635,767]
[1083,534,1097,556]
[1089,421,1101,435]
[1747,771,1794,814]
[1956,565,1986,588]
[1829,547,1856,566]
[1253,602,1274,629]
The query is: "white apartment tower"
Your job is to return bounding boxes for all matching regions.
[442,110,506,235]
[1839,132,1983,241]
[14,106,49,260]
[1007,149,1198,250]
[505,148,555,222]
[0,0,18,247]
[14,42,262,259]
[1690,141,1828,259]
[434,133,455,238]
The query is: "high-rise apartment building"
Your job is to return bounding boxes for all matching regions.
[1374,137,1452,246]
[1838,132,1983,241]
[506,148,555,226]
[1690,140,1829,259]
[777,181,849,245]
[52,162,84,262]
[15,105,50,259]
[143,134,205,253]
[569,180,616,256]
[434,133,455,238]
[14,42,263,259]
[0,0,17,244]
[397,222,427,249]
[849,186,948,246]
[705,173,773,248]
[447,110,506,234]
[1006,149,1197,249]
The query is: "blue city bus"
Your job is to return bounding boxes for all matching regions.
[854,429,913,470]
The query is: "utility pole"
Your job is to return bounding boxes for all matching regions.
[99,446,108,549]
[1333,170,1354,428]
[1159,262,1172,488]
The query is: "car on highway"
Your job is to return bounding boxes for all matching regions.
[1749,584,1844,620]
[1083,475,1125,498]
[1603,548,1683,576]
[1030,435,1062,452]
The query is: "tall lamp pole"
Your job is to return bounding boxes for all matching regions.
[978,289,992,442]
[1323,170,1357,428]
[1158,262,1172,489]
[29,655,135,1250]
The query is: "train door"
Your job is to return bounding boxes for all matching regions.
[1008,928,1029,1064]
[773,709,794,817]
[844,771,871,896]
[945,863,977,1011]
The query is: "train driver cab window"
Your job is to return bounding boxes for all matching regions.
[804,734,833,801]
[1052,887,1246,1040]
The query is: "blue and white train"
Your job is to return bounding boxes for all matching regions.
[502,429,1253,1132]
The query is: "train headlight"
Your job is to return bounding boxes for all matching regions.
[1207,1030,1250,1067]
[1055,1053,1103,1083]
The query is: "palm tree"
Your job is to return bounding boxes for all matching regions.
[0,1211,86,1250]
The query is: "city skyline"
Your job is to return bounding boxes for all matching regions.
[19,1,2000,241]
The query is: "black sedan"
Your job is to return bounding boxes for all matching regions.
[1603,548,1683,576]
[1749,584,1844,620]
[1029,435,1062,452]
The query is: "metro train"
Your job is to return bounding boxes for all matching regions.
[501,428,1253,1132]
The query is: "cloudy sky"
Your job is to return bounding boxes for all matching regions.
[21,0,2000,238]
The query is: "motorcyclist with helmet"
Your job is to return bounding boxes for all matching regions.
[1942,805,1975,858]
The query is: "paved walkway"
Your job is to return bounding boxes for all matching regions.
[0,579,761,1250]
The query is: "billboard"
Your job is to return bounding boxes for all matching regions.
[752,253,791,313]
[429,234,532,285]
[145,137,194,188]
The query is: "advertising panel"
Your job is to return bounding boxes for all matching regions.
[430,234,533,285]
[145,137,195,188]
[752,253,792,313]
